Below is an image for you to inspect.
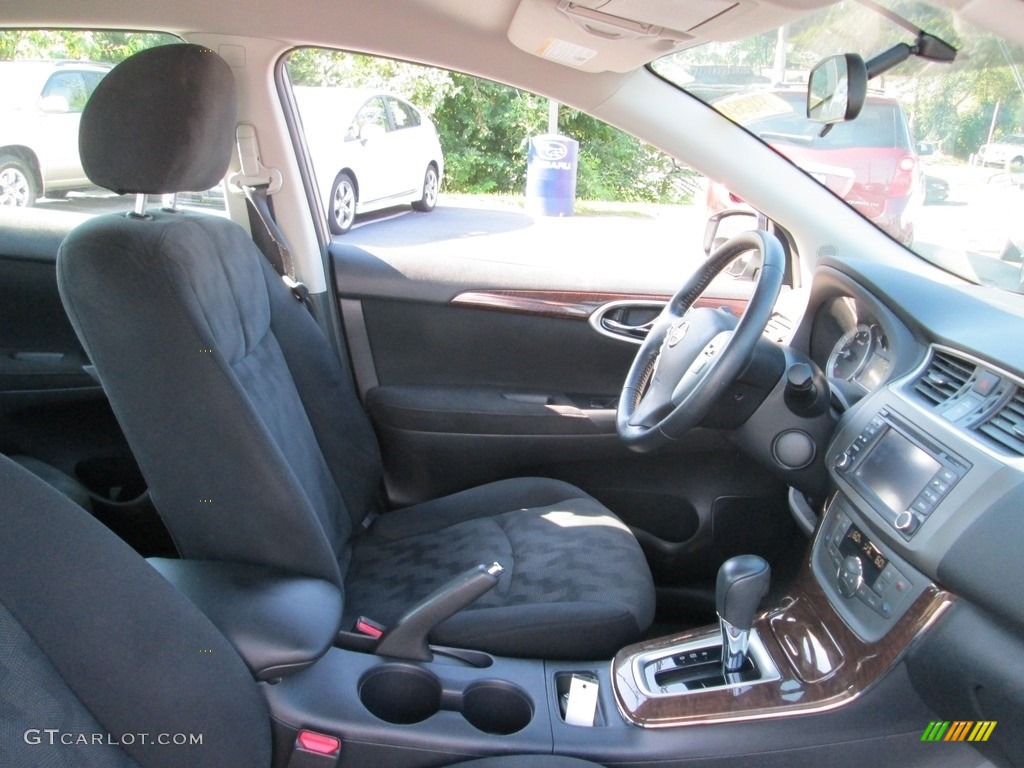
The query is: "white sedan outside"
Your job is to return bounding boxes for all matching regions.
[295,87,443,234]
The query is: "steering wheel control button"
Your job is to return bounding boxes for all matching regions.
[837,555,863,599]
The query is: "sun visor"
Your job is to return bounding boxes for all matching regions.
[508,0,743,73]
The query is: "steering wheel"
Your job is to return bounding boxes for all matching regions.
[616,230,785,452]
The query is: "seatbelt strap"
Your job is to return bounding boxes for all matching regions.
[232,123,317,319]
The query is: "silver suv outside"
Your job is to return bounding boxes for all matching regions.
[0,60,111,207]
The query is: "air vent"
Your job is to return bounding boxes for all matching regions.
[764,312,792,342]
[913,350,975,406]
[976,388,1024,456]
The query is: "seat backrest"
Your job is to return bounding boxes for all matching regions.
[56,44,382,587]
[0,453,271,768]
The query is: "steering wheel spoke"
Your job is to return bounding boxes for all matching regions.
[616,231,785,452]
[670,329,735,406]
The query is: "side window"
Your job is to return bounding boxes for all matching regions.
[388,97,420,129]
[353,97,389,135]
[285,48,716,281]
[82,71,107,97]
[41,72,90,112]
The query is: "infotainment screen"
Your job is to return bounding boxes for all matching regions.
[853,428,940,516]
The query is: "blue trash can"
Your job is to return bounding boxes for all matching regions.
[525,134,578,217]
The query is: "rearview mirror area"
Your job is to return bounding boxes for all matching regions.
[807,53,867,124]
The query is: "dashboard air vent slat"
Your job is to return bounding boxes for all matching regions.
[764,312,792,343]
[913,350,975,406]
[977,388,1024,457]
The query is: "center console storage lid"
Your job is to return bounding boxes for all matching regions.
[148,558,342,681]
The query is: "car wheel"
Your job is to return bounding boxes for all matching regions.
[329,171,357,235]
[411,164,439,212]
[0,155,38,208]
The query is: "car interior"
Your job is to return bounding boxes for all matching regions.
[1,0,1023,767]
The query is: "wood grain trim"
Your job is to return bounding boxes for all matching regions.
[612,547,953,728]
[450,290,749,321]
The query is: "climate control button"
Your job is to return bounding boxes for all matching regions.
[837,555,863,598]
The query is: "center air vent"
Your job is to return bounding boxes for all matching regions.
[764,312,792,343]
[976,388,1024,457]
[913,350,975,406]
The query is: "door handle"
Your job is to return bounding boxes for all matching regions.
[589,300,666,344]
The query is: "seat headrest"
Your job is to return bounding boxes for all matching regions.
[80,43,237,195]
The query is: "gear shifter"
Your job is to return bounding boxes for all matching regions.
[716,555,770,676]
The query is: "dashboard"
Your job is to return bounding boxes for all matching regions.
[796,259,1024,642]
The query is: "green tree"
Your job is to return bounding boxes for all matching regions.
[0,30,174,63]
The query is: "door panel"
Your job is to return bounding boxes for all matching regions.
[0,219,94,393]
[0,217,172,557]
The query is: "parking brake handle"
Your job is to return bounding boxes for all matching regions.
[375,562,504,662]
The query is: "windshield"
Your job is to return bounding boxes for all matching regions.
[653,0,1024,294]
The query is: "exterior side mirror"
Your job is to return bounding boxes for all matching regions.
[807,53,867,124]
[704,210,765,280]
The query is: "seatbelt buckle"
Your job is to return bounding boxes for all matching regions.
[354,616,386,639]
[287,730,341,768]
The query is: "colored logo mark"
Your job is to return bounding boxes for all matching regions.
[921,721,997,742]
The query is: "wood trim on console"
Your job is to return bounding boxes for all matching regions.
[611,549,953,727]
[450,290,749,321]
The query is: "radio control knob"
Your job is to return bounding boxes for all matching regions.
[837,556,863,598]
[834,451,852,470]
[894,510,917,533]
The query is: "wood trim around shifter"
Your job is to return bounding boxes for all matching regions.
[611,548,954,728]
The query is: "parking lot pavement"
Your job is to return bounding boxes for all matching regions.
[342,196,711,284]
[35,190,134,216]
[917,163,1022,256]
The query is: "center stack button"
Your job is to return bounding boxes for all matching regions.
[837,556,863,598]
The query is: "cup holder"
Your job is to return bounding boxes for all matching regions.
[358,665,534,735]
[460,680,534,735]
[359,664,442,725]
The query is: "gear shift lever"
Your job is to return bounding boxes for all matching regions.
[716,555,770,676]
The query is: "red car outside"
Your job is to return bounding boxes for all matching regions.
[708,89,923,245]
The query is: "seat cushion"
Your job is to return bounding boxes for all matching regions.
[345,478,655,659]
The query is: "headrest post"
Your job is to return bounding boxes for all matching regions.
[130,193,150,219]
[162,193,179,213]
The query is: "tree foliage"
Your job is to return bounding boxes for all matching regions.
[0,30,175,64]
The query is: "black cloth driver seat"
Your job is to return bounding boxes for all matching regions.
[57,44,655,659]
